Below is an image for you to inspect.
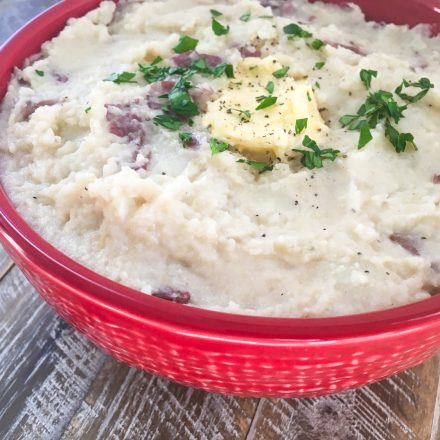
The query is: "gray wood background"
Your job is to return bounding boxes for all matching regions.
[1,1,440,439]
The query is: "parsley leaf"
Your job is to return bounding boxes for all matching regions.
[210,9,222,17]
[212,19,230,36]
[283,23,312,38]
[85,106,92,114]
[35,69,44,77]
[212,63,234,78]
[273,66,289,78]
[153,115,181,130]
[293,135,340,170]
[237,159,273,173]
[384,121,417,153]
[360,69,378,89]
[179,132,194,147]
[240,11,251,22]
[173,35,199,53]
[295,118,308,135]
[315,61,326,70]
[266,81,275,94]
[358,122,373,149]
[210,138,229,155]
[168,78,199,117]
[310,39,325,50]
[395,77,434,104]
[104,71,137,84]
[256,95,277,110]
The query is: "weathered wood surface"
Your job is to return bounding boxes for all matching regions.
[1,0,440,439]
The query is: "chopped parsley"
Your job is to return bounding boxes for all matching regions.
[35,69,44,77]
[212,63,234,78]
[256,95,277,110]
[240,11,251,22]
[153,115,181,130]
[273,66,289,78]
[229,108,252,121]
[104,71,137,84]
[210,9,222,17]
[315,61,326,70]
[179,132,194,147]
[167,77,199,117]
[340,72,433,152]
[306,91,312,102]
[384,122,417,153]
[210,138,229,155]
[266,81,275,94]
[395,77,434,103]
[293,135,340,170]
[212,18,230,36]
[283,23,312,38]
[259,15,274,19]
[85,106,92,114]
[360,69,378,89]
[295,118,308,135]
[173,35,199,53]
[310,39,325,50]
[237,159,273,173]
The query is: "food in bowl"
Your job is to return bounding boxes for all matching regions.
[0,0,439,318]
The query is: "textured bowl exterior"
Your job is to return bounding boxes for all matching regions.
[1,0,440,397]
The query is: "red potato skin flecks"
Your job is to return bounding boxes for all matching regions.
[152,289,191,304]
[172,51,222,68]
[432,175,440,184]
[390,233,420,256]
[105,103,146,146]
[21,99,59,121]
[239,45,262,58]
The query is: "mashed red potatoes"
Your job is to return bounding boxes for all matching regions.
[1,0,440,317]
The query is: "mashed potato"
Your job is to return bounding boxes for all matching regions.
[1,0,440,317]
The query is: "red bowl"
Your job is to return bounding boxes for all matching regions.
[1,0,440,398]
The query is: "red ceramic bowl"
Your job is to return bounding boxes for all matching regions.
[1,0,440,398]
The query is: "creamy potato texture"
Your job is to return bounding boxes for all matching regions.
[1,0,440,317]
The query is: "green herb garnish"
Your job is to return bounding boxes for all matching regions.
[306,91,312,102]
[283,23,312,39]
[266,81,275,94]
[210,138,229,155]
[295,118,308,135]
[173,35,199,53]
[358,123,373,149]
[167,78,199,118]
[293,135,340,170]
[85,106,92,114]
[240,11,251,22]
[395,77,434,104]
[104,71,137,84]
[179,132,193,147]
[153,115,182,131]
[210,9,222,17]
[310,39,325,50]
[273,66,289,78]
[315,61,326,70]
[212,63,234,78]
[256,95,277,110]
[384,121,417,153]
[212,19,230,36]
[360,69,378,89]
[35,70,44,77]
[237,159,273,173]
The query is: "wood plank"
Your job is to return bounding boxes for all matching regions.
[247,357,440,440]
[0,267,106,439]
[62,358,258,440]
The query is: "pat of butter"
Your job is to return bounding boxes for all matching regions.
[204,57,327,161]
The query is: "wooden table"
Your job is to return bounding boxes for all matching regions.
[1,1,440,438]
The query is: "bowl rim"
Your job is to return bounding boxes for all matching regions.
[2,0,440,342]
